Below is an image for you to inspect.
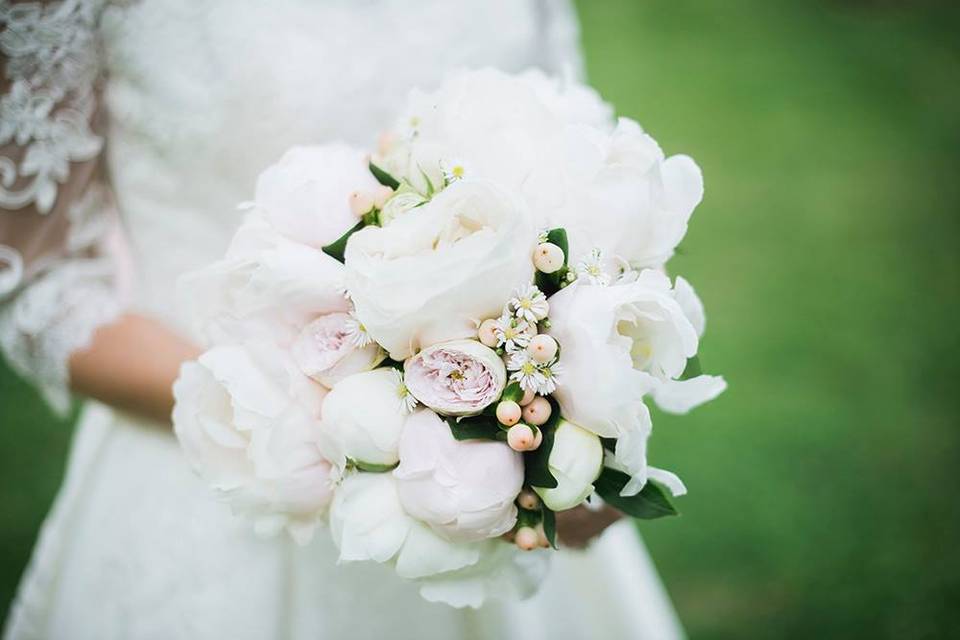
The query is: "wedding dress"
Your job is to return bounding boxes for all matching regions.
[0,1,685,638]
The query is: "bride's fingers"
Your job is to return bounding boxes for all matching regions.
[556,505,623,549]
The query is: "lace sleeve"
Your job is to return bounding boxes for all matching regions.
[535,0,586,80]
[0,0,124,414]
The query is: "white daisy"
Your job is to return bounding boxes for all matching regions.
[535,360,563,395]
[509,359,547,393]
[508,285,549,324]
[493,313,532,351]
[441,159,468,184]
[391,369,418,414]
[344,312,374,348]
[576,248,611,286]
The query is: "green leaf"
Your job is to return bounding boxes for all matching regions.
[680,355,702,380]
[418,166,435,198]
[524,398,562,489]
[593,467,679,519]
[541,505,557,549]
[369,161,400,189]
[321,220,365,263]
[446,415,503,442]
[501,382,523,404]
[351,459,399,473]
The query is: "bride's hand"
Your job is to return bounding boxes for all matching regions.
[555,504,623,549]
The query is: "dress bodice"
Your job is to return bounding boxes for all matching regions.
[99,0,581,329]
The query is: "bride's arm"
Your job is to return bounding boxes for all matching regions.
[1,1,198,425]
[69,315,199,424]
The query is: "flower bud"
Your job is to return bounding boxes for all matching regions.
[533,419,603,511]
[515,526,539,551]
[349,190,375,217]
[527,334,558,363]
[521,396,551,426]
[507,423,535,452]
[477,318,499,347]
[533,242,564,274]
[496,400,522,426]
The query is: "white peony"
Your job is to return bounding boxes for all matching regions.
[378,69,701,271]
[321,368,407,468]
[533,419,604,511]
[255,144,378,249]
[291,312,384,388]
[394,409,523,542]
[547,272,699,495]
[180,214,348,346]
[172,342,334,543]
[328,472,483,579]
[416,538,549,609]
[403,340,507,417]
[344,179,534,359]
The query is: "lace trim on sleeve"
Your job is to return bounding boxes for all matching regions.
[0,0,105,213]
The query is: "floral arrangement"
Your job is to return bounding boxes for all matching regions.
[172,68,725,607]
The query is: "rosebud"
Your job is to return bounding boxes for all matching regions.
[521,396,552,426]
[533,242,564,274]
[496,400,522,427]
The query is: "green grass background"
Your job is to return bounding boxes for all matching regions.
[1,1,958,637]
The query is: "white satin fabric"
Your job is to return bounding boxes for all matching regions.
[3,1,684,638]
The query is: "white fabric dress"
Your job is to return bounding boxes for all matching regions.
[0,1,685,638]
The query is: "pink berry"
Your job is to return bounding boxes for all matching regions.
[349,191,374,217]
[507,424,535,452]
[530,427,543,450]
[527,334,558,363]
[519,388,536,406]
[522,396,552,426]
[372,184,394,209]
[517,489,540,511]
[515,526,539,551]
[496,400,522,427]
[478,318,499,347]
[533,242,564,274]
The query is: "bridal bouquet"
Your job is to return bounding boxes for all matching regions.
[172,69,725,607]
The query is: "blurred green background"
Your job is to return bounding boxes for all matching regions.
[2,0,958,637]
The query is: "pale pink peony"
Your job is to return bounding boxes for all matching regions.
[291,313,383,388]
[403,340,506,417]
[394,409,523,542]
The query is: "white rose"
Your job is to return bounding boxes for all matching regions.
[255,144,378,249]
[547,272,698,495]
[180,214,348,346]
[403,340,507,416]
[291,312,384,388]
[344,180,534,359]
[328,472,483,578]
[533,419,604,511]
[173,342,334,543]
[394,409,522,542]
[321,368,407,468]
